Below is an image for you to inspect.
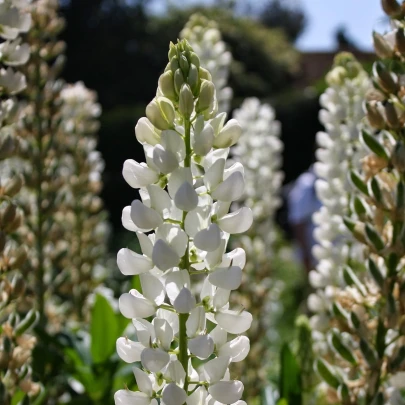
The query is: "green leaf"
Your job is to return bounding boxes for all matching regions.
[90,293,119,364]
[360,130,388,160]
[365,224,385,252]
[376,319,385,358]
[342,266,366,295]
[352,196,367,217]
[368,177,382,204]
[279,344,302,405]
[330,330,357,365]
[315,359,341,389]
[368,258,384,288]
[359,338,378,367]
[350,171,369,196]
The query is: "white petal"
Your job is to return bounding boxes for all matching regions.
[217,208,253,234]
[123,160,158,188]
[140,273,165,306]
[168,167,193,198]
[122,206,137,232]
[167,360,186,386]
[210,326,227,348]
[133,368,153,397]
[218,336,250,362]
[141,348,170,372]
[185,206,210,237]
[213,119,242,148]
[117,248,153,275]
[221,248,246,269]
[165,270,191,303]
[186,307,206,337]
[153,144,179,174]
[147,185,173,219]
[204,356,230,384]
[152,239,180,271]
[208,381,244,404]
[137,232,154,257]
[153,318,173,351]
[174,182,198,211]
[161,130,186,162]
[133,319,155,347]
[194,223,221,252]
[213,289,231,310]
[193,123,214,156]
[173,287,196,313]
[156,224,188,257]
[189,335,214,359]
[119,292,155,319]
[116,337,144,363]
[135,117,160,145]
[114,389,151,405]
[208,266,242,290]
[215,310,252,334]
[204,158,225,190]
[162,383,187,405]
[212,172,244,202]
[156,309,179,335]
[187,386,207,405]
[131,200,163,231]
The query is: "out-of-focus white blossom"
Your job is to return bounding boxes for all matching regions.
[181,13,233,114]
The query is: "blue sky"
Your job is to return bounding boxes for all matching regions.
[148,0,389,51]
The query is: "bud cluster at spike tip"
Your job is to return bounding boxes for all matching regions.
[180,13,233,114]
[115,39,253,405]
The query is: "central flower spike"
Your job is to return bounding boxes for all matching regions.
[116,39,253,405]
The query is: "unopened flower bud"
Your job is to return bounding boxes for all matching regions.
[189,52,200,69]
[392,141,405,171]
[365,101,385,129]
[374,62,399,94]
[0,230,5,252]
[395,28,405,55]
[174,69,185,95]
[384,102,400,129]
[199,67,212,82]
[9,246,27,269]
[373,32,394,58]
[179,55,189,76]
[381,0,402,17]
[4,175,24,197]
[188,64,199,94]
[0,134,17,159]
[179,84,194,118]
[15,309,39,337]
[170,56,179,72]
[326,66,347,86]
[158,71,176,100]
[146,98,174,131]
[196,80,215,113]
[168,42,177,60]
[11,274,26,298]
[1,203,17,226]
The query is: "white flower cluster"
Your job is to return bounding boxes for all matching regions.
[181,13,233,114]
[0,0,30,102]
[308,54,371,331]
[233,97,283,249]
[230,97,284,395]
[115,39,253,405]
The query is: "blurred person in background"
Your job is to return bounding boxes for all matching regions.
[287,164,321,273]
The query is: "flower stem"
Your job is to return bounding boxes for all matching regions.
[178,116,192,394]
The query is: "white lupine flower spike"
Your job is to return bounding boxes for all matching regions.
[116,39,252,405]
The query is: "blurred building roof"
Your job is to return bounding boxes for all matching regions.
[296,46,375,88]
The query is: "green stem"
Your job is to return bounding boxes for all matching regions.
[178,116,192,394]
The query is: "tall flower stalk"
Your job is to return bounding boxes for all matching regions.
[0,1,40,402]
[231,97,284,399]
[59,81,108,322]
[15,0,67,322]
[312,2,405,403]
[180,13,233,114]
[115,39,253,405]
